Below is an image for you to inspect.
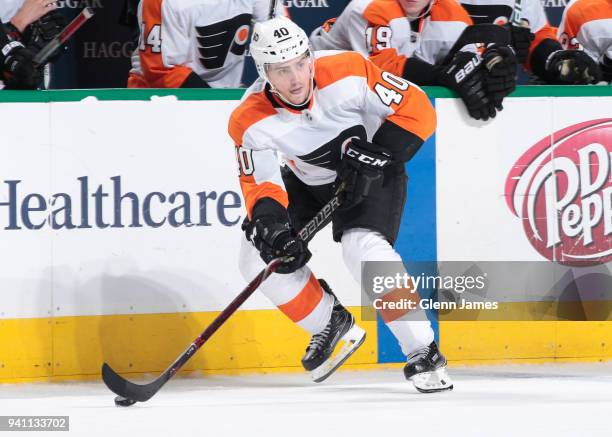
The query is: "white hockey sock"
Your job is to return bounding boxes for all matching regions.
[341,228,435,356]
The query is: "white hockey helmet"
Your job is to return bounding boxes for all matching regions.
[250,16,311,83]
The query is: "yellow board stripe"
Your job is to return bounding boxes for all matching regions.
[439,321,612,361]
[0,307,378,382]
[1,310,611,383]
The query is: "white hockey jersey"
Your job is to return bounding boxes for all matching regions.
[228,50,436,216]
[558,0,612,63]
[309,0,473,77]
[128,0,283,88]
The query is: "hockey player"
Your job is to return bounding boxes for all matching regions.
[309,0,517,121]
[558,0,611,83]
[229,16,453,393]
[0,23,42,89]
[128,0,284,88]
[460,0,601,84]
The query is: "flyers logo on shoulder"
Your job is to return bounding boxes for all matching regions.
[505,119,612,266]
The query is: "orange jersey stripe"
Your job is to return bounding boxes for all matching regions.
[316,51,384,91]
[368,47,407,78]
[127,72,149,88]
[278,273,323,322]
[228,91,277,145]
[239,176,289,219]
[564,0,612,39]
[430,0,472,24]
[315,51,368,89]
[363,0,405,25]
[387,85,436,141]
[363,0,472,26]
[139,0,192,88]
[316,51,436,142]
[230,91,287,217]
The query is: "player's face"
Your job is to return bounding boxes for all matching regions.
[398,0,432,17]
[266,53,313,105]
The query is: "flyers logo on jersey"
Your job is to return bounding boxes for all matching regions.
[196,14,251,69]
[505,119,612,266]
[297,125,367,170]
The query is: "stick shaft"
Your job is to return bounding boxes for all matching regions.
[33,7,95,66]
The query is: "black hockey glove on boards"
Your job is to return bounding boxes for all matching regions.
[438,51,497,121]
[483,45,517,111]
[544,50,602,84]
[336,138,391,210]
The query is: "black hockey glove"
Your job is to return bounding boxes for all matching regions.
[244,210,311,274]
[438,51,496,121]
[22,10,67,63]
[336,138,391,210]
[483,45,517,111]
[600,55,612,83]
[506,23,534,65]
[544,50,602,84]
[2,41,42,89]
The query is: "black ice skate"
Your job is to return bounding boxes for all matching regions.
[403,341,453,393]
[301,280,366,383]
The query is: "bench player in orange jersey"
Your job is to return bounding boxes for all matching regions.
[127,0,284,88]
[228,16,453,392]
[309,0,518,122]
[460,0,601,84]
[558,0,610,83]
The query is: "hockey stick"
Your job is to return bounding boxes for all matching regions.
[510,0,523,27]
[32,7,95,67]
[441,23,511,70]
[102,185,343,404]
[268,0,278,19]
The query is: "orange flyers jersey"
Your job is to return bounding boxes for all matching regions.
[558,0,612,62]
[129,0,284,88]
[228,50,436,217]
[460,0,558,68]
[309,0,473,77]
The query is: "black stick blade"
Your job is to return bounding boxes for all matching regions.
[102,363,165,402]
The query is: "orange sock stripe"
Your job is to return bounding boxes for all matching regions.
[278,274,323,322]
[378,287,419,324]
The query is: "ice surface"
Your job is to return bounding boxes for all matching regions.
[1,363,611,437]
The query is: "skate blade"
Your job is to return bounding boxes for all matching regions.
[410,365,454,393]
[310,325,366,383]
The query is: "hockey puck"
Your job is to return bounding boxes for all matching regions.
[114,396,136,407]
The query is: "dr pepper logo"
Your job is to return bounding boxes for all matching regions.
[505,119,612,266]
